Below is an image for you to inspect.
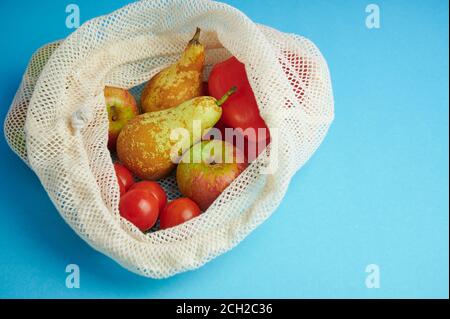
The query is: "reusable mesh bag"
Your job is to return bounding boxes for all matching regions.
[3,0,334,278]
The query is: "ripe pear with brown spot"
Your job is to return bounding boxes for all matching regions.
[117,87,237,180]
[141,28,205,113]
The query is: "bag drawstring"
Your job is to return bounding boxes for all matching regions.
[70,104,94,134]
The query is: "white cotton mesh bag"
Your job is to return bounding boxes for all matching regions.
[3,0,334,278]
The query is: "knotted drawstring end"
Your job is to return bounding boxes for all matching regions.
[70,105,93,134]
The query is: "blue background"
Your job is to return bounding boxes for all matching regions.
[0,0,448,298]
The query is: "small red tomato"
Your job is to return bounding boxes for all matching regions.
[119,189,159,232]
[114,163,134,191]
[129,181,167,212]
[159,198,201,230]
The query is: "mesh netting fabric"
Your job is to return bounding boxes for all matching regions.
[3,0,333,278]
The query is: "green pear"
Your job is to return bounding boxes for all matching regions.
[117,87,236,180]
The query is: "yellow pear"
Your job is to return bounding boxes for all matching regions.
[141,28,205,113]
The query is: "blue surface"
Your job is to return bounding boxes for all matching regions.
[0,0,448,298]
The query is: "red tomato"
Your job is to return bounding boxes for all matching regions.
[114,163,134,191]
[159,198,201,229]
[129,181,167,212]
[208,56,270,144]
[119,189,159,231]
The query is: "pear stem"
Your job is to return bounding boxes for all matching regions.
[189,27,201,45]
[216,86,237,106]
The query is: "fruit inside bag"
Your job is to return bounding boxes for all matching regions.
[3,0,333,278]
[105,28,274,234]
